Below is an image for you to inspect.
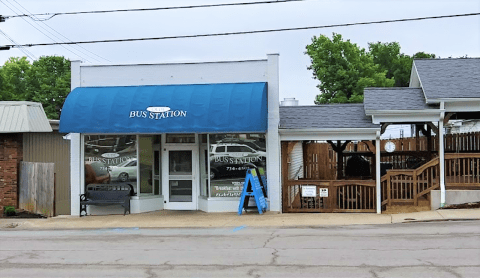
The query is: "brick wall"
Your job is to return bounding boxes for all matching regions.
[0,134,23,214]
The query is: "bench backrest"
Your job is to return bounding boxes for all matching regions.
[85,184,130,201]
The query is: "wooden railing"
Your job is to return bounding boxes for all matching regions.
[283,180,376,213]
[284,149,480,213]
[381,153,480,208]
[445,153,480,188]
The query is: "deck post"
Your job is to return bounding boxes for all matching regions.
[439,102,446,207]
[376,131,381,214]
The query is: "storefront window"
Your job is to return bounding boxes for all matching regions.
[84,135,137,191]
[139,136,154,194]
[208,134,266,198]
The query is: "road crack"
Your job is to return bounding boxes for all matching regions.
[247,268,261,278]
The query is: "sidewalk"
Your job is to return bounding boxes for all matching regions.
[1,209,479,230]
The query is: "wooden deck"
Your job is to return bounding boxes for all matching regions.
[283,140,480,213]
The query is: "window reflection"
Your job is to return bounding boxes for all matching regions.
[83,135,137,192]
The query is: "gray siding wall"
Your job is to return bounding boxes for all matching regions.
[23,132,71,215]
[288,142,304,180]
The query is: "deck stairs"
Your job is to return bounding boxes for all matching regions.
[381,153,480,212]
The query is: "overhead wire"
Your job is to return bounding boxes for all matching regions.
[8,0,110,62]
[0,0,94,62]
[0,28,36,59]
[3,12,479,48]
[3,0,304,21]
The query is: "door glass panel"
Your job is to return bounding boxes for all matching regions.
[169,180,192,202]
[168,150,193,203]
[169,151,192,175]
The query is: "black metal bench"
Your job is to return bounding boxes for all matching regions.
[80,184,131,217]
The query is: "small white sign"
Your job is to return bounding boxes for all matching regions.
[147,106,171,113]
[319,188,329,197]
[302,186,317,197]
[101,153,120,158]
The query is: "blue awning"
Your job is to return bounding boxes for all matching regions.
[59,83,267,134]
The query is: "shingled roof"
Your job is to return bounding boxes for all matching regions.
[364,87,438,113]
[414,58,480,100]
[279,104,379,129]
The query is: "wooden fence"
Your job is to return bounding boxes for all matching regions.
[304,132,480,179]
[445,132,480,152]
[19,162,55,217]
[343,131,480,153]
[282,180,376,213]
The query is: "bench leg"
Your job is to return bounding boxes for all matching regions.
[123,201,130,216]
[80,203,87,217]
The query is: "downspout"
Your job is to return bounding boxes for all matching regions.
[439,102,446,207]
[376,131,381,214]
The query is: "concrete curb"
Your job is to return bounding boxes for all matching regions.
[1,208,479,231]
[401,218,480,223]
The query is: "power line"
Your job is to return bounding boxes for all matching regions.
[0,29,36,59]
[0,0,91,61]
[7,0,110,62]
[2,0,304,21]
[3,12,478,49]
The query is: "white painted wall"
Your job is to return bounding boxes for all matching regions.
[79,60,268,87]
[288,142,304,180]
[68,133,81,216]
[448,120,480,133]
[266,54,281,212]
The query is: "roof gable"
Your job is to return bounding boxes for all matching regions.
[413,58,480,100]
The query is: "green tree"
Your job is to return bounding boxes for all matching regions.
[25,56,71,119]
[0,57,31,101]
[306,33,394,104]
[369,42,435,87]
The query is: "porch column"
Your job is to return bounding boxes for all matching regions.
[67,133,82,216]
[266,53,281,212]
[439,103,446,207]
[376,131,381,214]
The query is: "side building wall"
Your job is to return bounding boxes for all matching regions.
[23,131,71,215]
[0,134,23,213]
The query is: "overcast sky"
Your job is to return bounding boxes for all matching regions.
[1,0,479,105]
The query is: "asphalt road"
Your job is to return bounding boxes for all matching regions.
[0,221,479,277]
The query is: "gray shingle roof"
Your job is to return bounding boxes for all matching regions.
[363,87,437,113]
[414,58,480,100]
[279,104,379,129]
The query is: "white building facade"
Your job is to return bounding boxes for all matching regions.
[62,55,281,215]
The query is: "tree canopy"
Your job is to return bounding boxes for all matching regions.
[305,33,435,104]
[0,56,70,119]
[0,57,31,101]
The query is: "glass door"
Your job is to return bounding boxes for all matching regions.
[162,146,198,210]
